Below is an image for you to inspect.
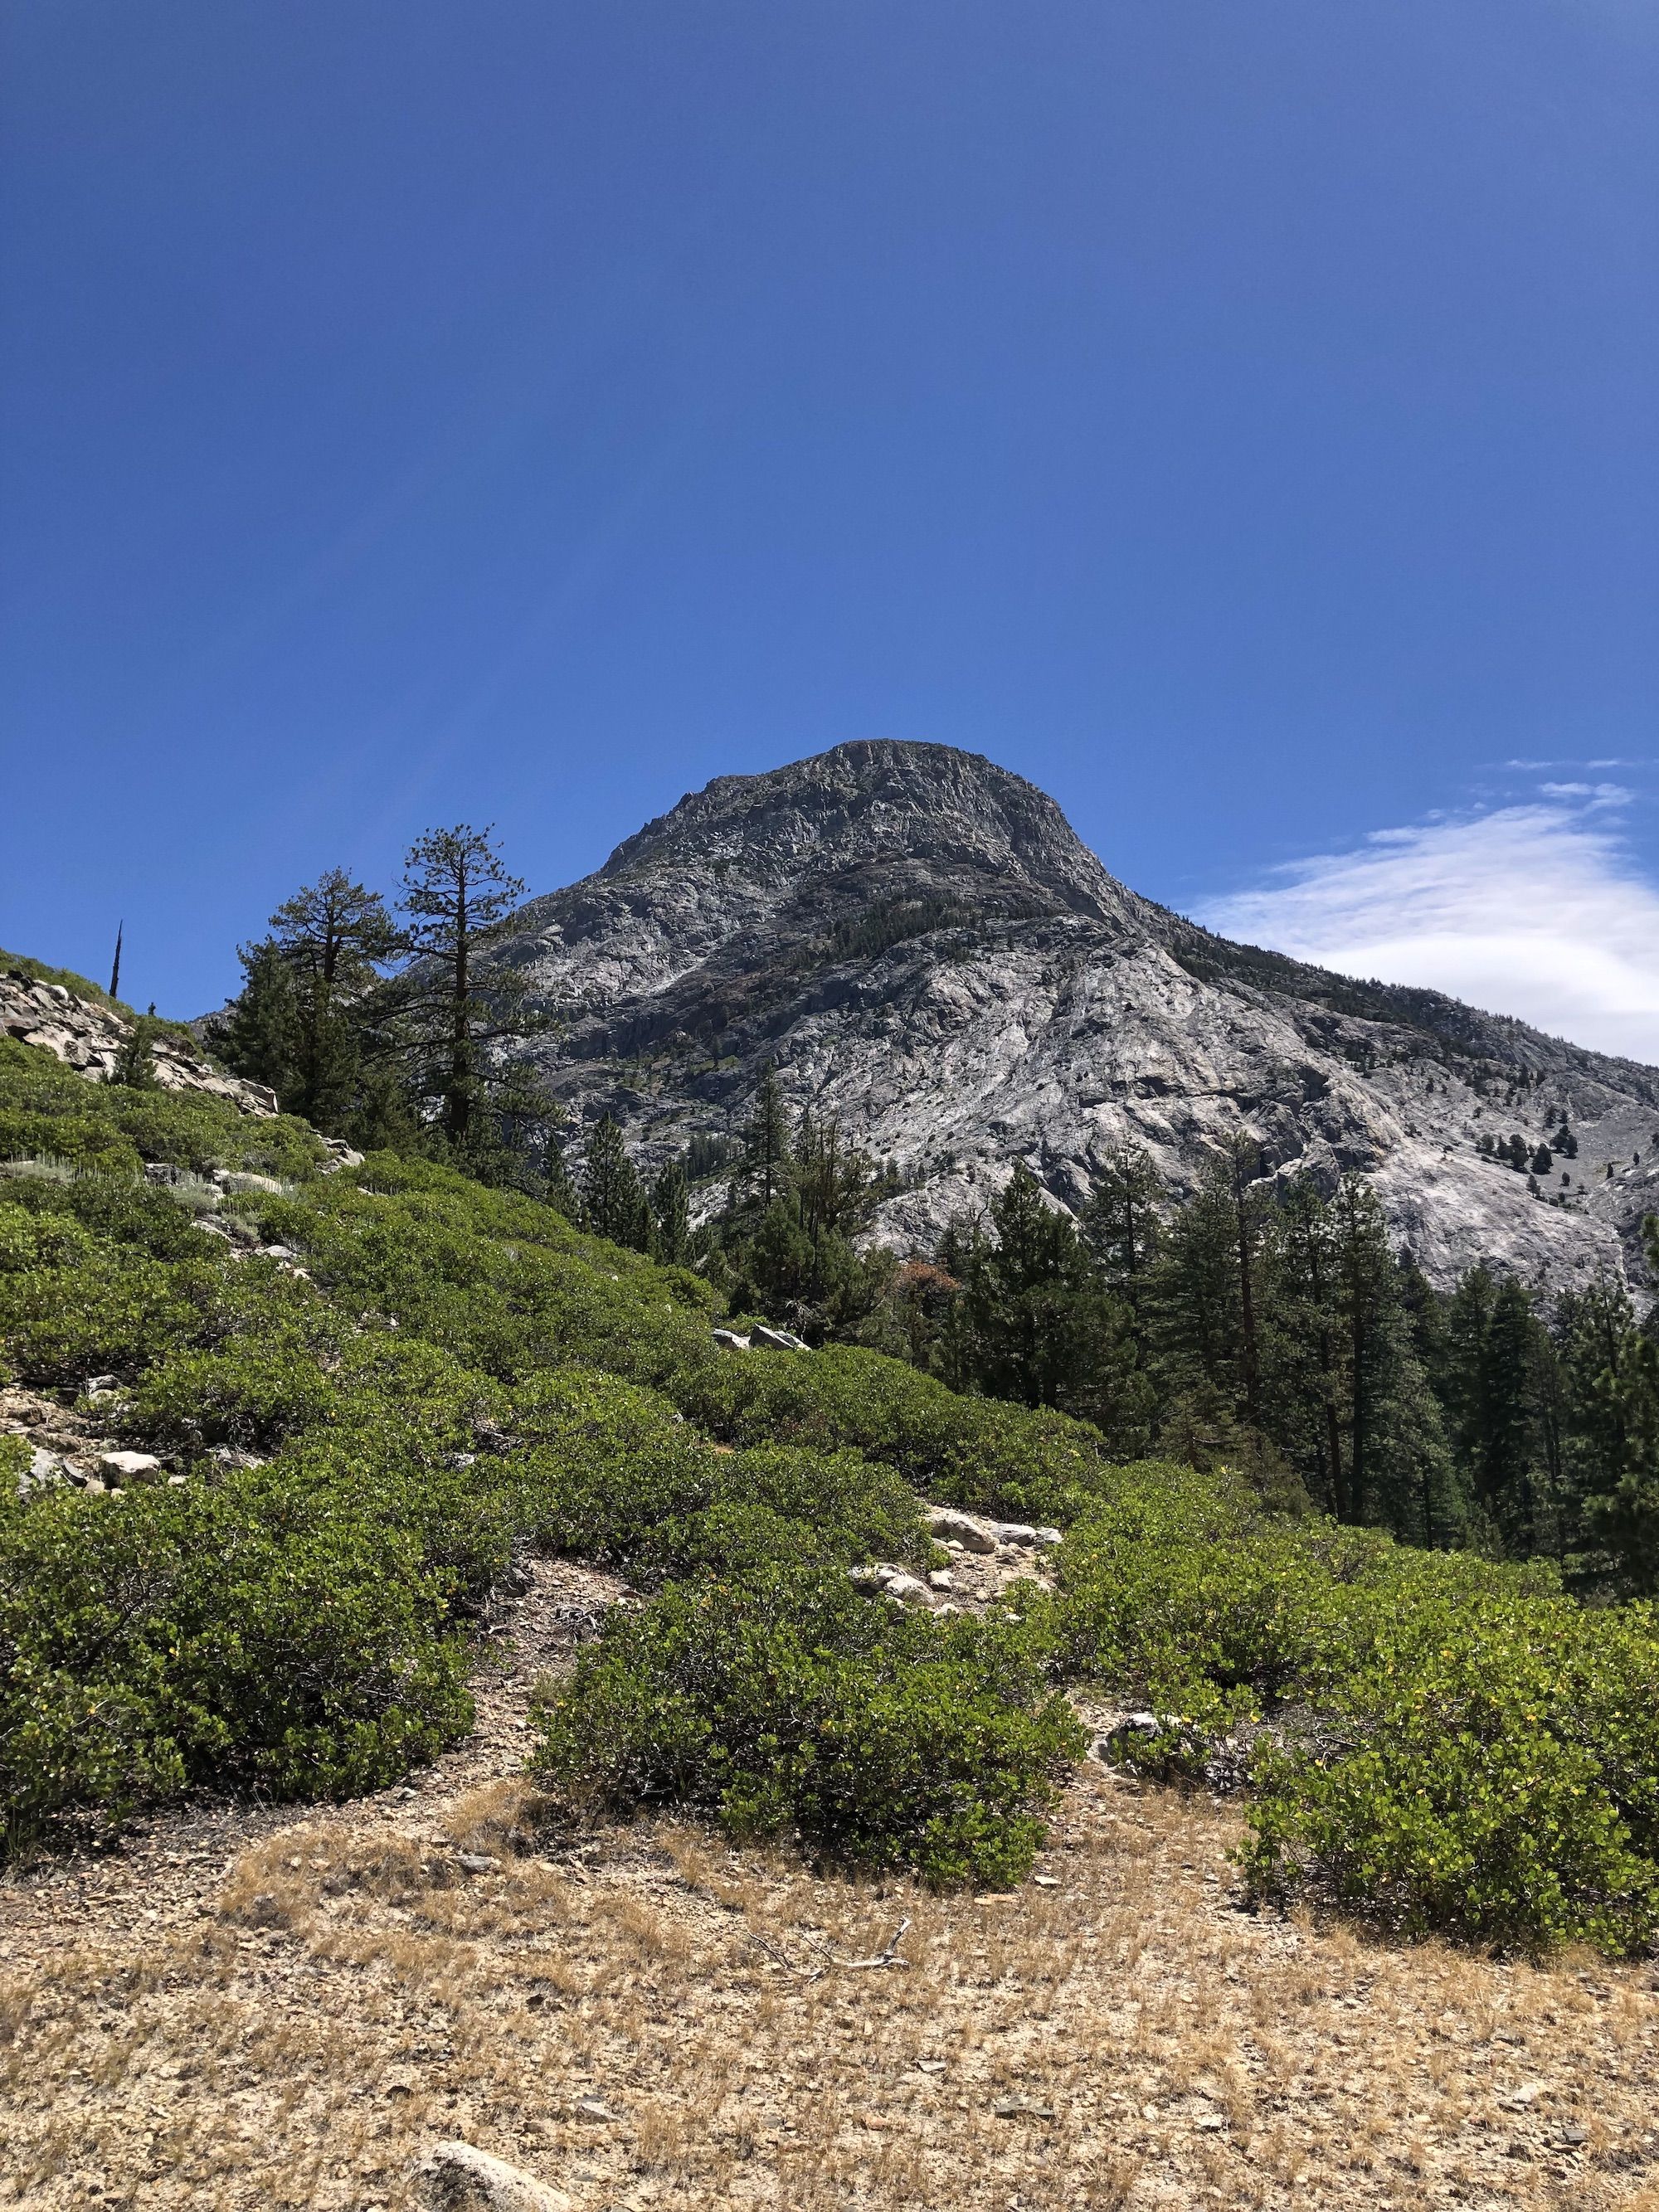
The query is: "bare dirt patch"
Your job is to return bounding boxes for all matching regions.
[3,1563,1657,2212]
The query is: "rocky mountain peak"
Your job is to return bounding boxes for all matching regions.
[494,744,1659,1300]
[591,741,1124,924]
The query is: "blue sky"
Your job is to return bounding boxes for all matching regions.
[2,2,1657,1046]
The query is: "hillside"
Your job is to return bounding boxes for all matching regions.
[491,741,1659,1296]
[5,980,1659,2207]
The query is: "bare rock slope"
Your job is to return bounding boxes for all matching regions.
[1,968,279,1117]
[496,741,1659,1296]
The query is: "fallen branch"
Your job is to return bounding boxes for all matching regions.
[747,1928,824,1981]
[800,1915,912,1971]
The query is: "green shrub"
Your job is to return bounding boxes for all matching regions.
[125,1334,340,1450]
[1242,1597,1659,1954]
[13,1005,1659,1945]
[530,1561,1084,1887]
[158,1469,474,1795]
[0,1035,322,1181]
[0,1435,27,1493]
[500,1367,718,1558]
[0,1472,473,1833]
[106,1095,322,1180]
[0,1208,95,1275]
[1058,1463,1389,1718]
[630,1499,839,1587]
[1056,1461,1659,1952]
[712,1444,927,1566]
[0,1111,139,1174]
[1059,1461,1559,1709]
[664,1343,1112,1524]
[0,1249,216,1387]
[2,1169,213,1261]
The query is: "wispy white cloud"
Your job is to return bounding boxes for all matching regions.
[1198,795,1659,1064]
[1537,780,1632,805]
[1501,757,1646,771]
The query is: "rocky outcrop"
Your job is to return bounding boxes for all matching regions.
[489,741,1659,1298]
[414,2140,576,2212]
[0,969,279,1116]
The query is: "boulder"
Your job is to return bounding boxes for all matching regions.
[17,1447,65,1497]
[751,1323,810,1351]
[926,1507,996,1554]
[221,1171,285,1196]
[711,1328,751,1351]
[1092,1711,1161,1761]
[98,1450,162,1486]
[879,1571,933,1607]
[413,2140,577,2212]
[989,1520,1039,1547]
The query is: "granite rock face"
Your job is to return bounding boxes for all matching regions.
[492,741,1659,1298]
[0,970,280,1117]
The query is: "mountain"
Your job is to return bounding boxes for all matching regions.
[494,741,1659,1296]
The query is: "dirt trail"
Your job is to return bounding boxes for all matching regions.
[2,1568,1658,2212]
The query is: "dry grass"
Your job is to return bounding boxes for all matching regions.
[2,1561,1654,2210]
[2,1765,1657,2211]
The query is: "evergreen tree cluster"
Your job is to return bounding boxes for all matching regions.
[207,831,555,1187]
[555,1066,902,1335]
[557,1112,693,1266]
[927,1141,1659,1592]
[1477,1124,1576,1172]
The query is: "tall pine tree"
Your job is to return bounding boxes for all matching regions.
[582,1116,649,1250]
[744,1063,791,1209]
[375,825,544,1153]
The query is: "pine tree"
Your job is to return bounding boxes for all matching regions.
[1229,1136,1266,1431]
[791,1111,885,1242]
[1442,1267,1547,1552]
[377,825,544,1150]
[111,1013,160,1090]
[582,1116,649,1250]
[1583,1330,1659,1595]
[544,1133,582,1224]
[267,869,398,1130]
[1327,1177,1454,1534]
[208,871,399,1135]
[1079,1145,1163,1301]
[1147,1153,1250,1408]
[650,1159,692,1264]
[744,1064,791,1209]
[1553,1272,1659,1589]
[461,1058,562,1194]
[1258,1179,1348,1514]
[207,941,299,1096]
[944,1162,1148,1441]
[745,1197,815,1311]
